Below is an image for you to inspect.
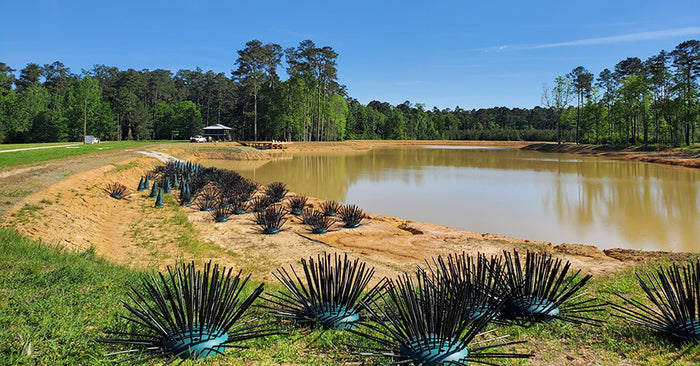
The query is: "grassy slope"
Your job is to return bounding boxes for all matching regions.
[0,228,140,365]
[1,226,699,365]
[0,228,373,365]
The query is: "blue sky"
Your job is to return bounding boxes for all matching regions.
[2,0,699,109]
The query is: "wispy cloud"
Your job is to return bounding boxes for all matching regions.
[479,27,700,53]
[523,27,700,49]
[480,45,510,53]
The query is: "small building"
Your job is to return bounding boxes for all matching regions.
[202,124,232,141]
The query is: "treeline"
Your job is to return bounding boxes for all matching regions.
[542,40,700,146]
[345,101,559,141]
[1,39,698,145]
[0,39,347,143]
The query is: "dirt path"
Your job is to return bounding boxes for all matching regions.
[0,143,82,153]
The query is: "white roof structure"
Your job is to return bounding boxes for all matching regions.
[203,124,232,130]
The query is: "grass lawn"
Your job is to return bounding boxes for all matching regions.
[1,226,699,365]
[0,141,187,169]
[0,228,376,365]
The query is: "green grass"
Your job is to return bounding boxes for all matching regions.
[0,141,183,169]
[0,228,381,365]
[1,227,699,365]
[678,144,700,151]
[0,228,142,365]
[9,203,44,224]
[106,160,141,173]
[491,261,700,365]
[124,194,222,260]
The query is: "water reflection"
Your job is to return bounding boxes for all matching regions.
[201,146,699,252]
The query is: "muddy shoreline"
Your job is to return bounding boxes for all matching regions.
[522,142,700,169]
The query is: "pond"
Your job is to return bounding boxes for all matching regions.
[201,145,700,252]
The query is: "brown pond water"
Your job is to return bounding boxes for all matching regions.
[201,146,700,252]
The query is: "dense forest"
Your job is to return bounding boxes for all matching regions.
[1,39,698,145]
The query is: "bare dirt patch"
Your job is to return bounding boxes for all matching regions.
[2,157,190,268]
[0,147,162,219]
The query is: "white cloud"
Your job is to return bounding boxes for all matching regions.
[524,27,700,49]
[479,45,510,53]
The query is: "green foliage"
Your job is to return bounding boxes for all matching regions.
[153,101,175,139]
[233,40,283,141]
[540,40,700,146]
[325,94,348,140]
[173,100,203,139]
[66,76,116,141]
[2,39,698,145]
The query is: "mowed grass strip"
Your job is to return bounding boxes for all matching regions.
[0,140,183,169]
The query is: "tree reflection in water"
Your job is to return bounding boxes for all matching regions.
[203,146,699,252]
